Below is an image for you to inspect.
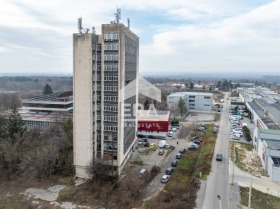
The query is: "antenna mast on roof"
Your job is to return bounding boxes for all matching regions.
[114,8,121,24]
[78,17,89,34]
[127,18,130,29]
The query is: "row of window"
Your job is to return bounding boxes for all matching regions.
[104,96,118,102]
[104,116,118,121]
[104,106,118,112]
[104,86,118,91]
[104,54,118,61]
[104,76,118,81]
[97,134,118,141]
[104,65,118,71]
[104,44,118,51]
[104,126,118,131]
[104,33,119,41]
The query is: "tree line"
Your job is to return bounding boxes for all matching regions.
[0,106,73,179]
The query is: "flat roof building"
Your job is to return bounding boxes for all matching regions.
[73,16,139,178]
[167,92,213,112]
[137,110,170,138]
[18,91,73,127]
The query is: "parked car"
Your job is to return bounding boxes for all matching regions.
[176,153,183,159]
[139,168,148,178]
[169,145,175,150]
[158,149,165,155]
[188,143,198,150]
[171,127,177,132]
[166,167,174,175]
[192,140,200,145]
[167,131,174,137]
[161,175,170,183]
[197,126,205,131]
[171,160,178,167]
[179,148,186,154]
[150,143,156,149]
[191,136,199,141]
[192,137,203,143]
[216,153,223,161]
[138,138,148,142]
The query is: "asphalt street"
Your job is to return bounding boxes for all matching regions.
[202,92,231,209]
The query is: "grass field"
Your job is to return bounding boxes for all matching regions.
[240,186,280,209]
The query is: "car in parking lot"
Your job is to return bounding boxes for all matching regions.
[191,136,199,141]
[150,143,156,149]
[161,175,170,183]
[138,138,148,142]
[171,127,177,132]
[192,137,203,143]
[167,131,174,137]
[158,149,165,155]
[179,148,186,154]
[216,153,223,161]
[197,126,205,131]
[139,168,148,178]
[166,167,174,175]
[171,160,178,167]
[176,153,183,159]
[192,140,201,145]
[188,143,198,150]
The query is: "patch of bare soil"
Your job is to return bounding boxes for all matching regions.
[177,125,192,139]
[234,143,266,177]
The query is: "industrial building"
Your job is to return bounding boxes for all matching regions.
[137,110,171,138]
[20,91,73,127]
[167,92,213,112]
[238,87,280,182]
[73,13,139,178]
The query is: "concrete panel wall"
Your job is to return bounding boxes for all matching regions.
[73,33,93,178]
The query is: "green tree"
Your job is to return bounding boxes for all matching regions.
[5,105,27,141]
[178,97,187,116]
[43,83,53,95]
[64,119,73,142]
[203,85,206,90]
[189,82,194,89]
[209,86,212,91]
[0,115,6,138]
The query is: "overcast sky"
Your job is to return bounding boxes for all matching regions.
[0,0,280,75]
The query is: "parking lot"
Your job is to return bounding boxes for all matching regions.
[129,126,191,198]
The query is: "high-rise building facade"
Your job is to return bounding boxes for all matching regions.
[73,21,139,178]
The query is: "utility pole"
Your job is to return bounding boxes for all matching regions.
[217,195,222,209]
[248,177,252,208]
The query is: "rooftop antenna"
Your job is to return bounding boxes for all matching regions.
[127,18,130,29]
[77,17,89,34]
[114,8,121,24]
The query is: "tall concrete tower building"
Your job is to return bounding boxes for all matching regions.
[73,15,139,178]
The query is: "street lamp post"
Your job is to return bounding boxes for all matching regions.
[217,195,222,209]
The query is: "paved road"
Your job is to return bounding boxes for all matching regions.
[202,92,231,209]
[145,132,189,199]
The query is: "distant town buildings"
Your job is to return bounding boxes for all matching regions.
[73,19,139,178]
[238,87,280,182]
[167,92,213,112]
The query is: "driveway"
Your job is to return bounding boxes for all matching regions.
[136,129,190,199]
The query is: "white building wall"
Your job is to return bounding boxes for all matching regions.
[272,166,280,183]
[73,33,93,178]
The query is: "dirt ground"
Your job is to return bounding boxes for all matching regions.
[231,142,267,177]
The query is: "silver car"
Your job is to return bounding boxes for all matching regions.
[161,174,170,183]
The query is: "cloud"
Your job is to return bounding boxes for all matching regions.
[140,0,280,73]
[0,0,279,74]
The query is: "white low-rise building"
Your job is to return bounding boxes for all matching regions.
[167,92,213,112]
